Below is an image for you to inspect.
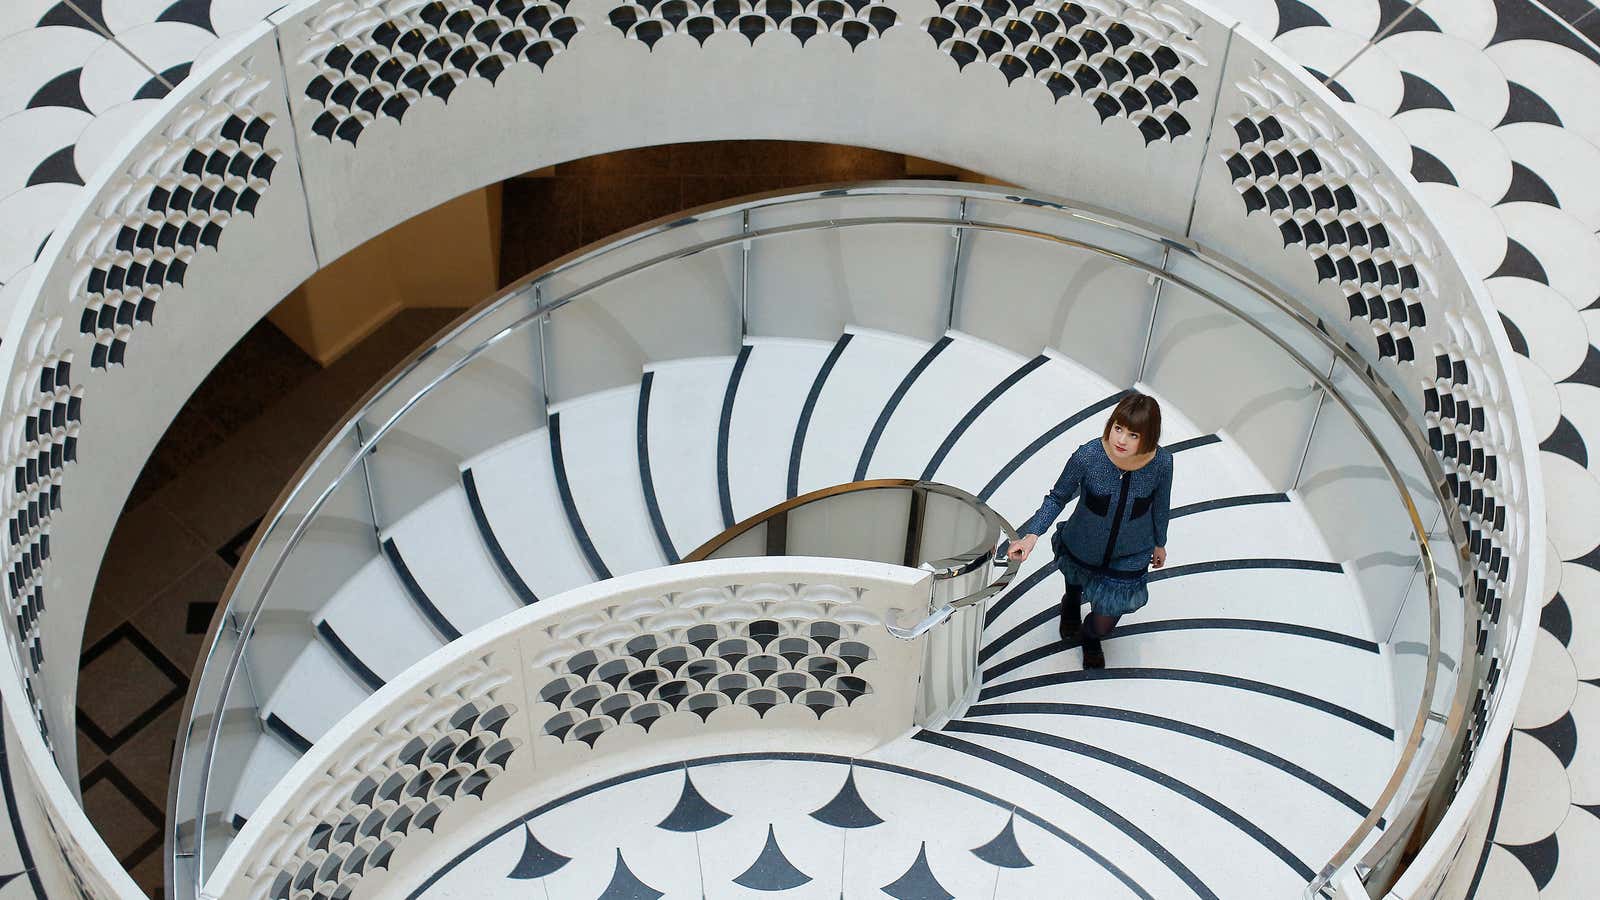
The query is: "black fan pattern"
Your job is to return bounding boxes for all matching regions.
[73,76,282,369]
[253,663,521,900]
[923,0,1205,144]
[1222,64,1525,792]
[608,0,897,49]
[301,0,584,146]
[530,582,880,748]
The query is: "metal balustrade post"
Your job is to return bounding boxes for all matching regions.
[903,485,926,568]
[351,422,382,540]
[740,210,751,339]
[535,283,551,420]
[765,511,787,556]
[1135,248,1167,384]
[1291,357,1338,492]
[945,198,968,331]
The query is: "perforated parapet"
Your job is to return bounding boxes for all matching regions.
[1220,62,1524,779]
[243,659,522,900]
[608,0,897,48]
[526,581,882,749]
[923,0,1206,143]
[300,0,585,146]
[0,68,284,753]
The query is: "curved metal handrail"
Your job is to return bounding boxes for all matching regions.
[177,182,1465,899]
[683,478,1021,639]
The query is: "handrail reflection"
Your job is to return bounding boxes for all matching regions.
[683,478,1021,640]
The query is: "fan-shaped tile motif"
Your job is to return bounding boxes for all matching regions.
[923,0,1206,143]
[299,0,584,146]
[608,0,897,50]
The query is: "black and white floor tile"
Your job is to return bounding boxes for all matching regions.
[414,755,1100,900]
[1201,0,1600,895]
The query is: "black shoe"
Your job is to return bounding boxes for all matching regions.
[1059,594,1082,643]
[1082,639,1105,670]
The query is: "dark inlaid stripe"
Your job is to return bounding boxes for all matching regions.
[636,371,679,563]
[983,558,1062,628]
[915,730,1221,900]
[854,335,953,481]
[978,392,1123,501]
[1170,492,1289,518]
[263,712,313,755]
[921,354,1050,480]
[980,604,1057,665]
[0,698,47,899]
[382,538,461,642]
[409,749,1156,900]
[548,412,612,580]
[1147,558,1344,581]
[1465,734,1515,898]
[1165,434,1223,454]
[315,620,385,692]
[981,667,1393,739]
[964,702,1373,819]
[788,332,854,498]
[984,617,1379,682]
[718,345,753,528]
[983,556,1346,662]
[945,720,1317,881]
[461,468,538,605]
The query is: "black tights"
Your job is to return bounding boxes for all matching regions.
[1083,612,1120,640]
[1061,583,1120,666]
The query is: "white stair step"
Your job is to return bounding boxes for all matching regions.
[552,385,667,578]
[953,709,1372,856]
[985,622,1390,732]
[863,332,1028,481]
[318,555,449,680]
[383,486,528,632]
[227,728,302,827]
[725,337,836,521]
[260,638,375,746]
[642,356,735,559]
[926,351,1120,498]
[793,328,933,495]
[464,427,595,599]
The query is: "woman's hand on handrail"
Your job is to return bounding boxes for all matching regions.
[1151,546,1166,569]
[1006,534,1038,563]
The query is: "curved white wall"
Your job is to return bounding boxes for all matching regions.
[0,0,1544,895]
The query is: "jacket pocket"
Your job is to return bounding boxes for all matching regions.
[1130,492,1154,519]
[1083,489,1111,516]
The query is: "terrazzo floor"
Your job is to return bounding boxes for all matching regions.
[1,0,1598,897]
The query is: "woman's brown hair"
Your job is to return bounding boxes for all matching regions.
[1103,392,1161,453]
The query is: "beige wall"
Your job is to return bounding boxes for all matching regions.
[270,185,503,365]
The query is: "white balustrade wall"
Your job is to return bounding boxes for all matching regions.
[199,558,931,900]
[0,0,1546,896]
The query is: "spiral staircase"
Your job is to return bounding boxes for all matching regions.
[2,1,1594,899]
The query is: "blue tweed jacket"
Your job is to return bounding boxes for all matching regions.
[1018,439,1173,573]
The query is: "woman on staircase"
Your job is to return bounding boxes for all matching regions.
[1005,392,1173,669]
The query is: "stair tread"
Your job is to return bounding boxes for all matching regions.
[644,356,736,558]
[466,426,596,599]
[555,384,668,578]
[384,486,526,631]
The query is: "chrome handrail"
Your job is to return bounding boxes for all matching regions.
[177,182,1464,899]
[683,478,1021,639]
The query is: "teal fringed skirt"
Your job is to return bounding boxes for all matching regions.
[1056,546,1151,617]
